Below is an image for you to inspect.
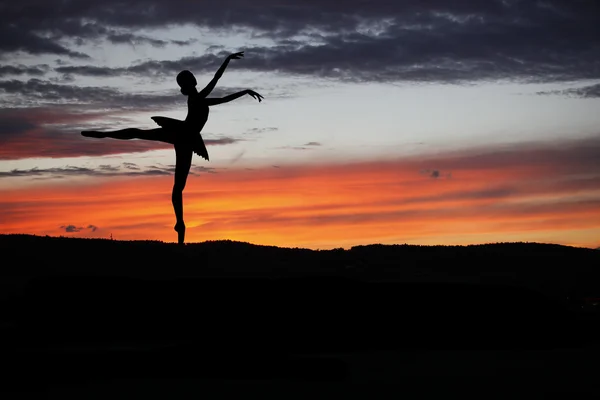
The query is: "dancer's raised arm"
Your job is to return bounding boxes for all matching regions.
[205,89,264,105]
[198,51,244,98]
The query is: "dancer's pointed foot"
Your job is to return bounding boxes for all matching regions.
[82,131,106,138]
[174,222,186,245]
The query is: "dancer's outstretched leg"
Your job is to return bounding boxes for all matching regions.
[82,128,173,143]
[173,145,193,245]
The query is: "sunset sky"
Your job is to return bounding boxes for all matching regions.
[1,0,599,249]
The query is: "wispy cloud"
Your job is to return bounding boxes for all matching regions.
[245,127,279,135]
[106,32,198,48]
[275,142,323,151]
[537,83,600,99]
[0,162,218,179]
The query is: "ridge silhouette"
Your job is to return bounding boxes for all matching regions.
[81,51,264,245]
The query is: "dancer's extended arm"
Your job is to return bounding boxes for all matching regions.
[198,51,244,98]
[205,89,264,105]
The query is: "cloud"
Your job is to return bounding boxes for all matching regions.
[60,224,82,233]
[0,165,167,178]
[229,150,246,164]
[193,166,218,174]
[420,169,450,179]
[123,162,140,170]
[204,137,240,146]
[60,224,99,233]
[0,78,254,112]
[1,1,597,84]
[0,79,181,109]
[106,32,198,48]
[54,55,239,79]
[50,33,600,84]
[537,83,600,98]
[276,143,322,151]
[0,162,219,180]
[0,26,90,59]
[0,106,242,160]
[0,107,168,159]
[0,64,50,77]
[245,127,279,135]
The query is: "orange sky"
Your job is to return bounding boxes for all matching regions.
[2,138,599,249]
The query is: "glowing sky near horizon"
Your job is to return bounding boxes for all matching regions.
[1,1,599,249]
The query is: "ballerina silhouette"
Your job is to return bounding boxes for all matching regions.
[81,51,264,245]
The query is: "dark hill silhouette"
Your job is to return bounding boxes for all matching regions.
[1,234,598,297]
[0,234,599,394]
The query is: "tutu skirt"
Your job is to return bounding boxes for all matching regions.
[151,116,209,161]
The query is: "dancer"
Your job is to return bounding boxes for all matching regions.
[82,51,264,245]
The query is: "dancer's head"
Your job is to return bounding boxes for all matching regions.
[177,70,197,95]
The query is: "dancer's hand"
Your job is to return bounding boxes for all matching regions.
[227,51,244,60]
[246,89,264,102]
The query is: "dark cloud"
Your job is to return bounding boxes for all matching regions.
[123,162,140,170]
[537,83,600,98]
[420,169,450,179]
[0,162,218,179]
[0,78,252,110]
[0,26,90,59]
[0,118,38,139]
[193,166,218,174]
[304,142,321,146]
[0,64,50,77]
[204,137,239,146]
[0,107,164,159]
[0,127,170,160]
[0,78,181,109]
[0,165,164,178]
[2,1,597,83]
[60,224,98,233]
[98,164,120,172]
[171,38,199,46]
[2,166,95,178]
[61,224,83,233]
[108,33,166,47]
[139,164,219,175]
[105,32,198,47]
[0,107,242,160]
[54,55,230,78]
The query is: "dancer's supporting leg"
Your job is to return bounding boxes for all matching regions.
[173,145,193,245]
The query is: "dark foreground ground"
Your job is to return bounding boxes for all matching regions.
[1,234,599,397]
